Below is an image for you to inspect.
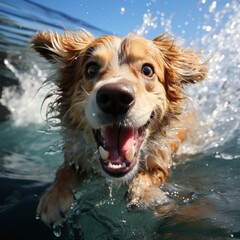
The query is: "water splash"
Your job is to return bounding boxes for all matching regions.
[1,52,51,126]
[134,11,158,35]
[179,0,240,154]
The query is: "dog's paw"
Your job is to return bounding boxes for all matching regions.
[128,185,169,209]
[37,184,74,226]
[127,172,170,209]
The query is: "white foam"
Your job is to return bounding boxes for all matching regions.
[2,51,55,127]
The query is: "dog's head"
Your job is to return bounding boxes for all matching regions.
[32,31,207,180]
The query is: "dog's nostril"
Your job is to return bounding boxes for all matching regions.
[96,83,135,115]
[97,94,111,107]
[120,93,134,106]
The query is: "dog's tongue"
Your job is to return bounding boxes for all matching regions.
[105,126,134,160]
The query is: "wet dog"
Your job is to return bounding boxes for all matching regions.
[31,30,207,226]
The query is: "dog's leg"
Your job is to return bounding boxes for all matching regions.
[128,169,169,207]
[128,142,172,207]
[37,162,85,226]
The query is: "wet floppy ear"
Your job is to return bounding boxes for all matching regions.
[31,32,58,61]
[31,31,95,62]
[153,34,207,84]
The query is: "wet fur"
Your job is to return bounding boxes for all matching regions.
[31,30,207,226]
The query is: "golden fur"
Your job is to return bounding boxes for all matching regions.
[31,30,207,226]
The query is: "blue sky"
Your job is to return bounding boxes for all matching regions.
[31,0,229,43]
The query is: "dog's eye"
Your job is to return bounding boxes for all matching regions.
[141,64,154,78]
[86,62,100,78]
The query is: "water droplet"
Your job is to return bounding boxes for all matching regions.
[206,25,212,32]
[209,1,217,12]
[53,223,62,238]
[120,7,126,15]
[109,184,113,198]
[35,212,40,220]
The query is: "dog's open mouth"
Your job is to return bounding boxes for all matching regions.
[93,124,147,177]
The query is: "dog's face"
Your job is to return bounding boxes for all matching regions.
[32,31,207,180]
[83,35,169,179]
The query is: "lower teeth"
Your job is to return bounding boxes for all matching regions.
[108,162,126,169]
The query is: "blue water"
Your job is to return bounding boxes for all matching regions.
[0,0,240,239]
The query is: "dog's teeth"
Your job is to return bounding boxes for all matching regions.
[108,162,126,169]
[99,146,109,160]
[125,146,135,162]
[100,128,105,138]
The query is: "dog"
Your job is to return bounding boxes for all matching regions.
[31,30,207,226]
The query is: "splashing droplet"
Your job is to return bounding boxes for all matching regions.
[109,183,113,198]
[35,212,40,220]
[53,223,62,238]
[209,1,217,12]
[120,7,126,15]
[205,25,212,31]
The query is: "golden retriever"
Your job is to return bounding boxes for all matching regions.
[31,30,207,226]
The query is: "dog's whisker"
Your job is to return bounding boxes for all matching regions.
[81,86,90,96]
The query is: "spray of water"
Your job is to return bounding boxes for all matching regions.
[181,0,240,154]
[1,52,54,126]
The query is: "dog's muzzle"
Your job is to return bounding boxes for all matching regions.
[91,83,140,177]
[91,82,153,178]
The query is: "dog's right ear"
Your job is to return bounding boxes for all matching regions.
[31,31,94,62]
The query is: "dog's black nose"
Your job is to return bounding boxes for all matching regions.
[96,83,135,116]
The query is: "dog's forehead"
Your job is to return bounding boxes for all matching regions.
[86,36,121,58]
[120,34,155,61]
[88,34,158,63]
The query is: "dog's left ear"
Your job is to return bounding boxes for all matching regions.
[153,34,207,84]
